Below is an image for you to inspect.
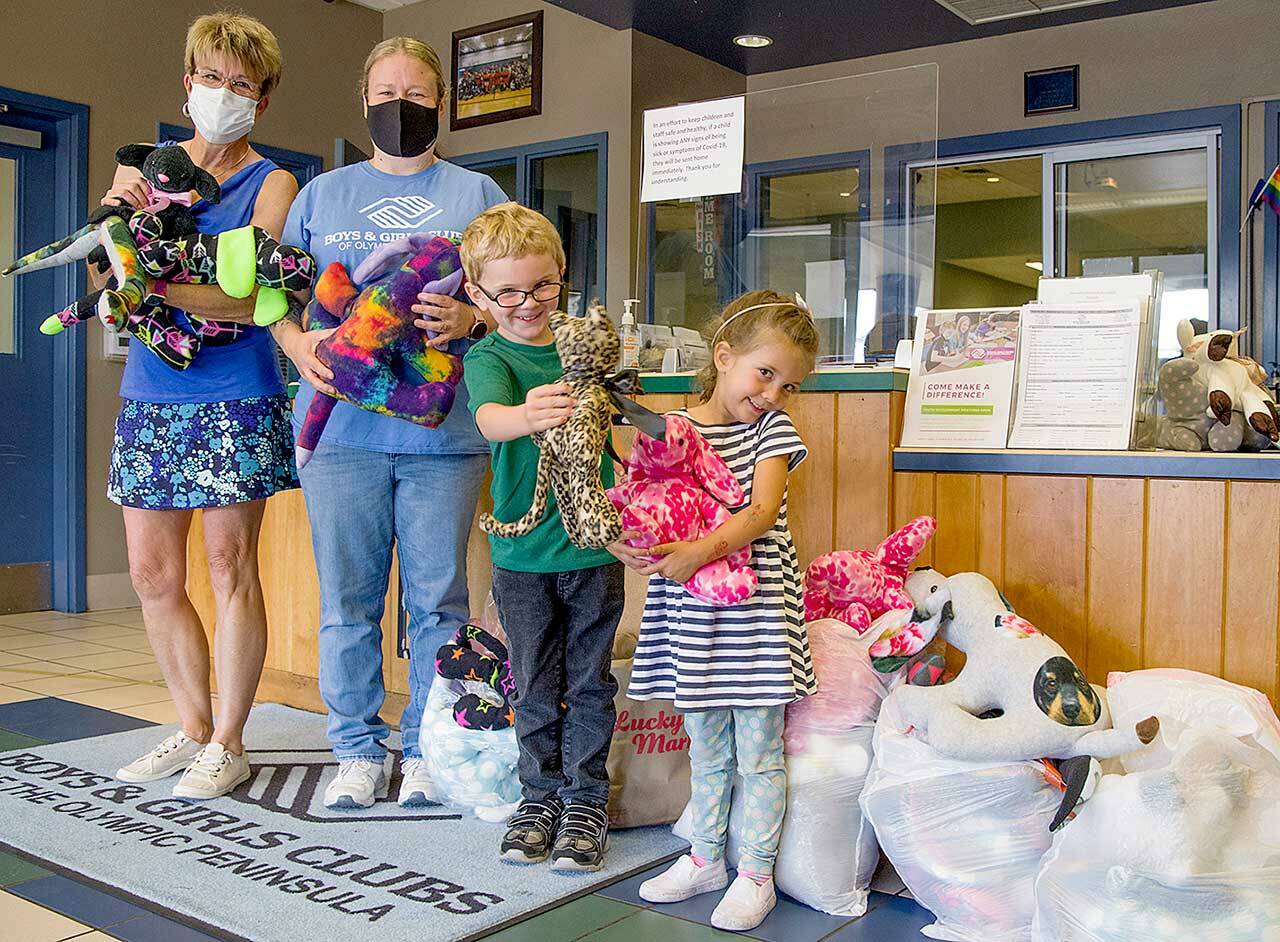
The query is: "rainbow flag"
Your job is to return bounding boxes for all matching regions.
[1250,165,1280,215]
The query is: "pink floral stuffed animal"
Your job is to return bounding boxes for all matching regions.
[803,516,937,633]
[607,413,757,606]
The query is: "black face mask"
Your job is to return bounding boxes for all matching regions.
[367,98,439,158]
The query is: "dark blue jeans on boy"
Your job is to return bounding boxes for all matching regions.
[491,562,625,807]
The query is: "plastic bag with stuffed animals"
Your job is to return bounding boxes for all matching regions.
[1031,671,1280,942]
[671,726,879,917]
[1032,730,1280,942]
[1106,667,1280,772]
[419,676,520,821]
[860,698,1059,942]
[419,607,520,823]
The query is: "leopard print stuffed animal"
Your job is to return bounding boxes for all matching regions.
[479,305,626,549]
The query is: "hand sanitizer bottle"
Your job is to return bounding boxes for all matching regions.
[620,298,642,369]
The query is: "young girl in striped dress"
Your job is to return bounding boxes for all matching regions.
[624,290,819,932]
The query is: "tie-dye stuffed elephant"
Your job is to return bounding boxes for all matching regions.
[295,234,469,468]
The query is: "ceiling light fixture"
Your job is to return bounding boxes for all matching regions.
[838,191,852,197]
[1025,261,1044,272]
[733,34,773,48]
[987,176,1001,183]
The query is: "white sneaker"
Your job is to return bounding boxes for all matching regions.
[172,743,251,800]
[325,758,386,809]
[639,855,729,904]
[710,874,777,932]
[116,733,205,783]
[397,757,433,807]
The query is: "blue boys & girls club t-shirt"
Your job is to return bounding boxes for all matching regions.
[282,159,507,455]
[119,157,285,404]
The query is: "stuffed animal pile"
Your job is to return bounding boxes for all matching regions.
[1157,318,1277,451]
[1032,669,1280,942]
[870,568,1159,829]
[294,234,469,468]
[419,623,520,822]
[606,413,756,605]
[479,306,638,549]
[2,143,314,369]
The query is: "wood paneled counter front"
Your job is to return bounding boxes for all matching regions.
[187,367,1280,716]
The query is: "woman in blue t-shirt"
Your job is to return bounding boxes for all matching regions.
[97,14,300,801]
[274,37,506,811]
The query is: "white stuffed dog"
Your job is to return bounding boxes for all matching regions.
[873,569,1159,829]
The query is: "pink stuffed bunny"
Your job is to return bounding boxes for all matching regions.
[607,414,757,606]
[803,516,937,633]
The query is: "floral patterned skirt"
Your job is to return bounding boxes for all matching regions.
[108,395,299,510]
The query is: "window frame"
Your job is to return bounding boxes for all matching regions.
[452,131,608,304]
[886,105,1242,348]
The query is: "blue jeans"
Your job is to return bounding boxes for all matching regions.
[300,441,487,762]
[491,563,625,806]
[685,706,787,876]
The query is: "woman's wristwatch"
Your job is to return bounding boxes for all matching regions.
[468,310,489,340]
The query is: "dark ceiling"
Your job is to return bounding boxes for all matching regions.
[544,0,1216,74]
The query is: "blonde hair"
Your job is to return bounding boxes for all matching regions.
[461,202,566,283]
[696,289,819,402]
[184,12,283,97]
[361,36,447,103]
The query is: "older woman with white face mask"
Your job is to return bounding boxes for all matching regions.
[97,12,300,800]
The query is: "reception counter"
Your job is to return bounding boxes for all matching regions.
[186,367,1280,712]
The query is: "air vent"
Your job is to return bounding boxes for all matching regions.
[934,0,1118,25]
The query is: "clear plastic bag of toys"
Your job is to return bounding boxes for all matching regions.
[860,698,1060,942]
[1032,729,1280,942]
[417,594,520,822]
[419,676,520,822]
[1106,668,1280,773]
[672,726,880,917]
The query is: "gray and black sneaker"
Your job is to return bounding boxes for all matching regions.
[500,798,563,864]
[549,802,610,872]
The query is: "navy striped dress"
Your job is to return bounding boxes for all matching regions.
[628,409,819,711]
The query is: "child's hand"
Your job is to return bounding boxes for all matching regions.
[606,531,652,571]
[648,539,710,585]
[524,382,576,432]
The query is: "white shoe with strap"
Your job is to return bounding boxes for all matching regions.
[325,758,386,809]
[397,757,434,807]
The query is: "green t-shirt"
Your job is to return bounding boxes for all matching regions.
[464,332,616,573]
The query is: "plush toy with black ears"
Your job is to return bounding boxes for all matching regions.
[871,568,1161,830]
[1,143,314,369]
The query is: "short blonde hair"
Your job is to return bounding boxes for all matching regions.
[185,12,283,97]
[461,202,566,283]
[361,37,447,103]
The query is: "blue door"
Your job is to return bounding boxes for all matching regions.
[0,128,60,610]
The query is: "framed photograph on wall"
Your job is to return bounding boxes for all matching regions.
[451,11,544,131]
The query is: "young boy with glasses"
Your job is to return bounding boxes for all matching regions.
[460,202,628,871]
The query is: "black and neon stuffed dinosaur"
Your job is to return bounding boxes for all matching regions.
[1,143,315,369]
[434,624,516,731]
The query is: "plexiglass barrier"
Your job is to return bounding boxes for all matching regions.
[637,63,939,366]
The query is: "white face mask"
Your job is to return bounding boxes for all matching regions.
[186,83,258,145]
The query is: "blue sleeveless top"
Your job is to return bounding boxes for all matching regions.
[119,156,286,404]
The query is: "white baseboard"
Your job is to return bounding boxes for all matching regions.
[86,572,139,611]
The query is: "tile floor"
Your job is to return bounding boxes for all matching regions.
[0,608,932,942]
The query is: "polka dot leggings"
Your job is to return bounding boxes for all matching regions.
[684,706,786,877]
